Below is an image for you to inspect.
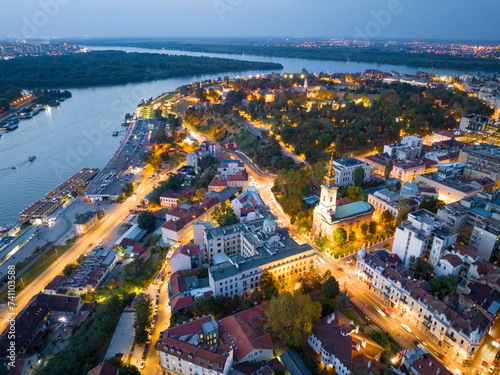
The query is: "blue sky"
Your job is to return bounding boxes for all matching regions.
[1,0,499,41]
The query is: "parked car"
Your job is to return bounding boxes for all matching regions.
[488,365,496,374]
[139,360,145,370]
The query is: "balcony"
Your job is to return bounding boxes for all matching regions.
[444,332,457,345]
[424,315,432,323]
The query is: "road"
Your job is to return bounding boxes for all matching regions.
[237,116,309,166]
[131,263,171,375]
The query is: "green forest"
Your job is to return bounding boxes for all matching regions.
[0,51,283,88]
[78,40,500,73]
[0,86,23,111]
[183,76,493,165]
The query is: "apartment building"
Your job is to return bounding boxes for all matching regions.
[438,190,500,262]
[205,218,315,298]
[308,312,385,375]
[157,306,273,375]
[459,114,493,132]
[331,157,371,186]
[356,250,491,363]
[392,209,456,267]
[458,143,500,179]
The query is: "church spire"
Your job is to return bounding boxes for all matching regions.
[323,154,337,189]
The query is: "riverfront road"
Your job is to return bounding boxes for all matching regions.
[0,162,185,328]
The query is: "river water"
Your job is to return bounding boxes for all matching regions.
[0,46,473,226]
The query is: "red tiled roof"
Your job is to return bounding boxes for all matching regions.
[440,254,463,268]
[87,362,119,375]
[172,245,201,258]
[411,354,452,375]
[132,243,145,254]
[120,238,134,247]
[219,305,273,362]
[170,295,194,311]
[240,206,255,215]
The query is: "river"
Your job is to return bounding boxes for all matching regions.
[0,46,473,226]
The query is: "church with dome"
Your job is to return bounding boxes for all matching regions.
[313,156,374,240]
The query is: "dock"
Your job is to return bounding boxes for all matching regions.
[19,168,100,222]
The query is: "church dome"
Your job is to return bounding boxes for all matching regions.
[264,217,275,226]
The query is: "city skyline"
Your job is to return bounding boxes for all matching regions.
[0,0,499,41]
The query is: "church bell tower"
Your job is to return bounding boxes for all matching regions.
[320,155,338,215]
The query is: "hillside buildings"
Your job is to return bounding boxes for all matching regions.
[44,249,118,295]
[459,114,493,132]
[161,197,219,244]
[209,160,249,191]
[313,157,374,240]
[187,140,222,168]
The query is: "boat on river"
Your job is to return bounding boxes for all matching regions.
[28,156,36,162]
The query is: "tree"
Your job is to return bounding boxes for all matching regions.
[347,185,363,201]
[410,257,434,281]
[122,182,135,197]
[430,275,458,300]
[418,196,445,214]
[348,230,356,243]
[336,289,353,310]
[144,233,161,247]
[138,211,156,232]
[380,210,394,226]
[333,228,347,245]
[134,293,153,345]
[353,166,365,187]
[264,291,322,347]
[119,365,141,375]
[315,236,329,251]
[322,276,340,299]
[259,271,279,300]
[368,220,378,236]
[63,263,79,276]
[212,201,238,227]
[360,223,368,237]
[384,159,393,180]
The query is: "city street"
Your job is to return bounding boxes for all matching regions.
[0,161,185,329]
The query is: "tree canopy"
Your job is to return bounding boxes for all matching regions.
[322,276,340,299]
[353,166,365,186]
[410,257,434,281]
[430,275,458,300]
[264,291,322,347]
[212,201,238,227]
[138,211,156,232]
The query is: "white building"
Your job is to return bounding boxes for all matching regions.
[356,249,491,362]
[231,186,265,222]
[157,305,273,375]
[307,312,385,375]
[392,209,456,266]
[205,218,315,298]
[434,254,464,277]
[170,244,202,274]
[331,157,371,186]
